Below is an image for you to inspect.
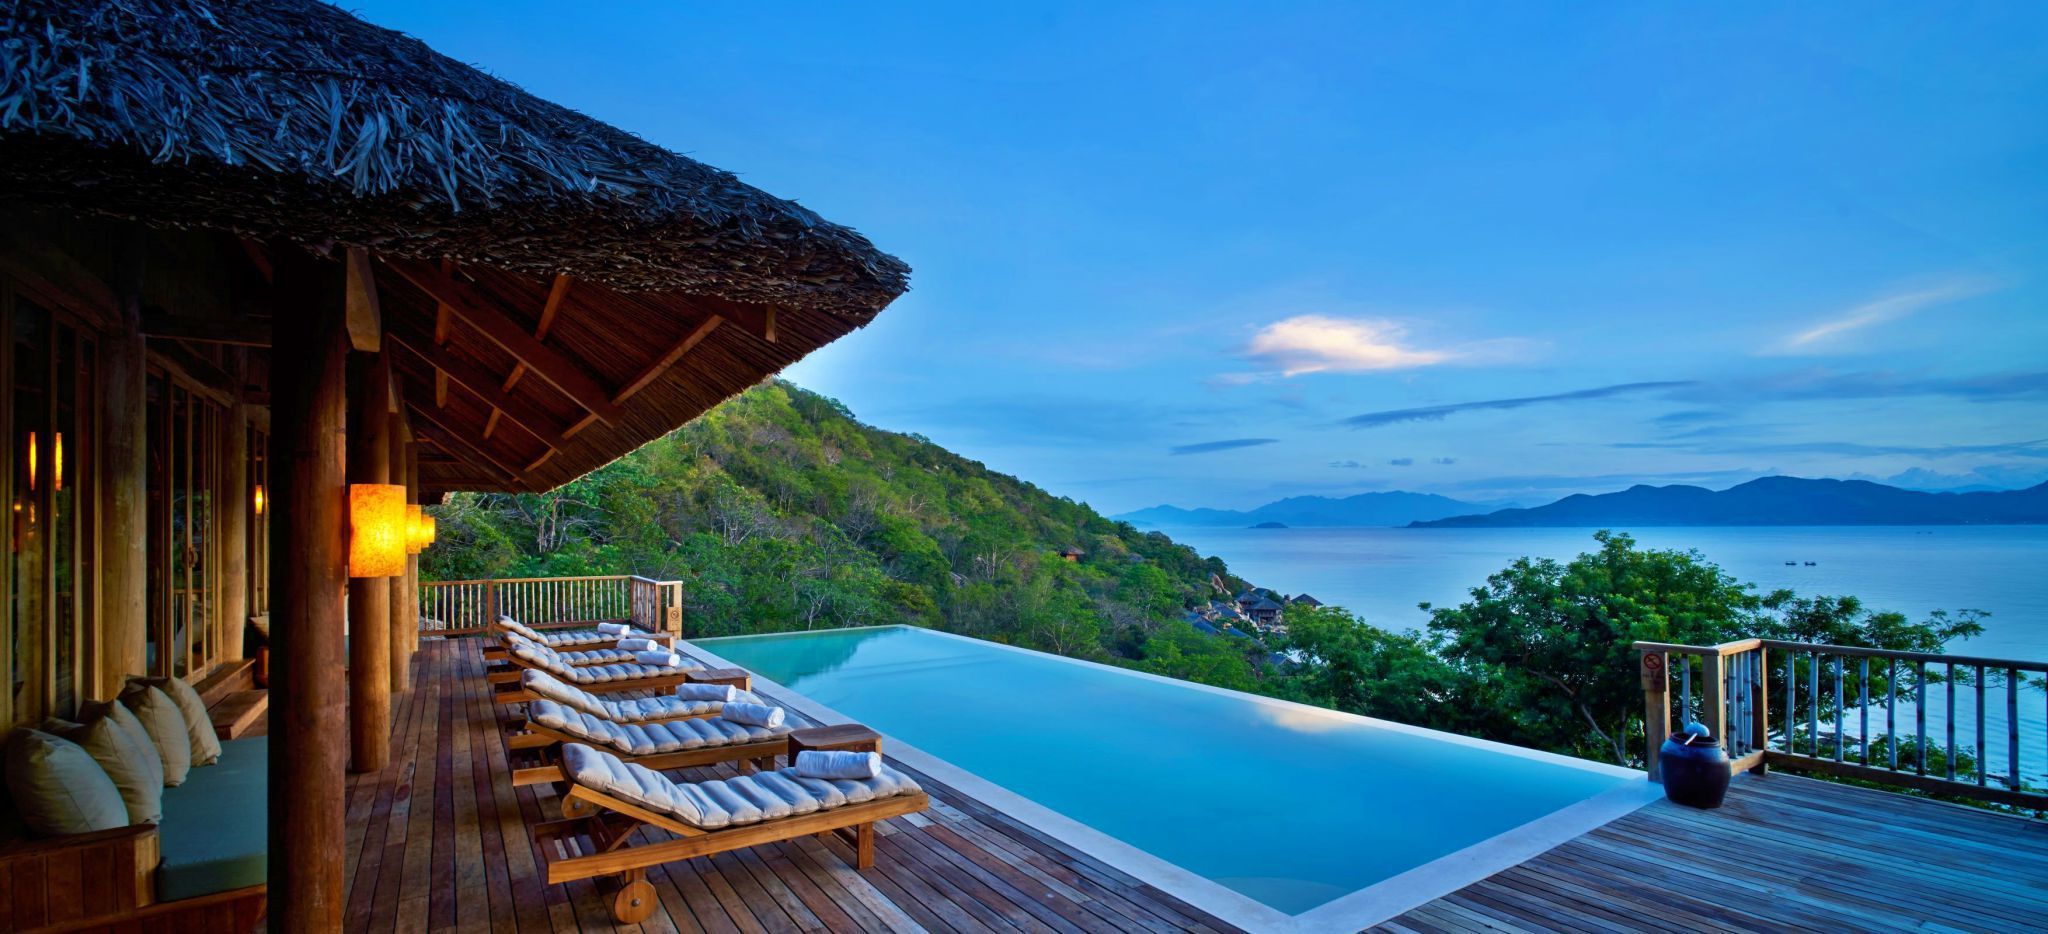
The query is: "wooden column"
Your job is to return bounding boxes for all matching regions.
[98,232,148,695]
[267,247,349,929]
[387,418,412,691]
[346,350,392,772]
[219,349,250,664]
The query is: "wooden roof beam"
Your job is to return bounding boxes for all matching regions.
[503,274,572,394]
[612,315,723,406]
[385,323,568,450]
[406,402,522,483]
[385,258,624,425]
[676,294,778,343]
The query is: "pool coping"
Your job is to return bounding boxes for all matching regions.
[685,626,1664,933]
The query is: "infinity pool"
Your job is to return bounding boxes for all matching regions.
[693,625,1638,917]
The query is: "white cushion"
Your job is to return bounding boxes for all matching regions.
[530,700,787,756]
[518,670,741,723]
[559,743,919,831]
[61,707,164,824]
[129,675,221,767]
[119,683,191,786]
[4,729,128,835]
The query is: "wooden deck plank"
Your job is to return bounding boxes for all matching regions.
[349,640,2047,934]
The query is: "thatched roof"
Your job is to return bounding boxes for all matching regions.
[0,0,908,317]
[1,0,912,497]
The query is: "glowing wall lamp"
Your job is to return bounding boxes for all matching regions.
[349,483,408,577]
[253,484,266,517]
[405,504,424,555]
[416,513,437,550]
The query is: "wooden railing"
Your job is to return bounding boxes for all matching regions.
[417,575,685,637]
[1637,638,2047,809]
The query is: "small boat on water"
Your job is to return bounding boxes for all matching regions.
[1804,561,1817,566]
[1785,560,1797,565]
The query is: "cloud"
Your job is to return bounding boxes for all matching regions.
[1241,316,1480,377]
[1432,457,1457,465]
[1765,279,1994,355]
[1730,368,2048,403]
[1641,438,2048,460]
[1340,381,1696,429]
[1389,457,1415,466]
[1329,459,1367,469]
[1169,438,1279,456]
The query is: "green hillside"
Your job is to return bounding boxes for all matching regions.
[424,380,1254,656]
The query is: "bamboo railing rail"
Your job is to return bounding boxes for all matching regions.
[1636,638,2047,808]
[418,575,686,637]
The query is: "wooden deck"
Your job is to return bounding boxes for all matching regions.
[1379,769,2048,933]
[342,639,1238,933]
[342,640,2048,933]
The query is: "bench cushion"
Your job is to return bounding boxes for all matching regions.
[157,735,267,901]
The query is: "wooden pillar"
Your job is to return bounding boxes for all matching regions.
[387,418,411,691]
[98,231,148,696]
[346,351,391,772]
[1641,650,1669,782]
[407,442,421,656]
[219,349,249,664]
[267,247,349,929]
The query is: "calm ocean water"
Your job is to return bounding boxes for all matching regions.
[1157,524,2048,781]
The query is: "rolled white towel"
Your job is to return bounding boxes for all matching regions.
[675,682,738,703]
[721,702,785,729]
[796,749,881,781]
[617,637,660,652]
[634,650,685,668]
[595,622,631,635]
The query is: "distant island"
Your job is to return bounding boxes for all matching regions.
[1249,521,1289,529]
[1118,490,1501,528]
[1410,476,2048,528]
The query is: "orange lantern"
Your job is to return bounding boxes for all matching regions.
[418,513,437,549]
[405,504,424,555]
[349,484,408,577]
[253,484,266,517]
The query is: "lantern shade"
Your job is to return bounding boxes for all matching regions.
[253,484,266,517]
[405,504,424,554]
[419,513,437,548]
[350,484,408,577]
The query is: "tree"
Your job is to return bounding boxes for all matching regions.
[1281,606,1491,734]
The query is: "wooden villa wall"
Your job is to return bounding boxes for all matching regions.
[0,213,273,729]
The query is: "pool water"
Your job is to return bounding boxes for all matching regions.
[694,625,1635,915]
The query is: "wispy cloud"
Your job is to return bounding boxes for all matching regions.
[1169,438,1279,456]
[1341,381,1696,429]
[1432,457,1457,465]
[1765,279,1994,355]
[1622,438,2048,460]
[1244,316,1452,376]
[1389,457,1415,466]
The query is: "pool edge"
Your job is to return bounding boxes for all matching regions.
[685,631,1663,933]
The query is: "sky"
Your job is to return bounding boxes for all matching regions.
[353,1,2048,514]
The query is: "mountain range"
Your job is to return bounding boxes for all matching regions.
[1116,491,1502,528]
[1409,476,2048,528]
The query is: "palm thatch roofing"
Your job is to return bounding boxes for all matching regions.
[0,0,910,495]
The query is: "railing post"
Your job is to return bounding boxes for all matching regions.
[1701,652,1727,758]
[1641,649,1668,782]
[485,580,498,628]
[1751,645,1769,776]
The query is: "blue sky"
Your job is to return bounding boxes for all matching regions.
[355,1,2048,513]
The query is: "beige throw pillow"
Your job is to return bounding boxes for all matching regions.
[128,675,221,767]
[3,729,128,836]
[118,684,191,786]
[87,700,165,791]
[61,708,163,824]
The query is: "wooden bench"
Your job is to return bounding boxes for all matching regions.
[1,658,269,932]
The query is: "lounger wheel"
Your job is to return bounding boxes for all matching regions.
[612,877,657,923]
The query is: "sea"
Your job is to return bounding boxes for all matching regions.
[1155,524,2048,783]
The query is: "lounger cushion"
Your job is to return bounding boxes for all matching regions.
[519,670,742,722]
[530,700,788,756]
[560,743,921,831]
[3,729,129,836]
[157,735,268,901]
[552,646,638,665]
[119,683,192,786]
[499,616,651,647]
[509,640,690,682]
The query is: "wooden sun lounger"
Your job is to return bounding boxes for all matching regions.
[491,667,699,703]
[481,618,672,661]
[507,721,788,808]
[533,770,930,923]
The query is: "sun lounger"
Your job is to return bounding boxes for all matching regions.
[483,615,668,660]
[485,631,646,683]
[493,640,702,702]
[509,699,794,810]
[533,742,928,922]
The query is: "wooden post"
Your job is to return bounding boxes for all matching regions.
[1641,650,1669,782]
[406,440,421,656]
[1751,646,1770,776]
[219,349,249,664]
[1701,652,1728,756]
[387,423,412,690]
[98,232,148,695]
[268,246,350,929]
[346,350,392,772]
